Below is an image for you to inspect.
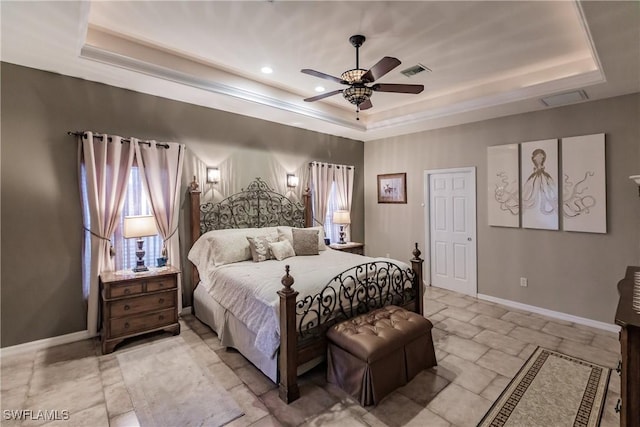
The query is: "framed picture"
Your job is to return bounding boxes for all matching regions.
[520,139,559,230]
[561,133,606,233]
[487,144,520,227]
[377,173,407,204]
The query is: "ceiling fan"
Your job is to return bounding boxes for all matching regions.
[301,34,424,119]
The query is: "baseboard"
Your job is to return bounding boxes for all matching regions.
[2,306,195,358]
[477,293,620,334]
[0,330,98,358]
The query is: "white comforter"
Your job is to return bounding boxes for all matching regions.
[199,249,410,357]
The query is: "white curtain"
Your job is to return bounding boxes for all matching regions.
[78,132,135,335]
[334,165,355,241]
[310,162,333,226]
[135,140,186,311]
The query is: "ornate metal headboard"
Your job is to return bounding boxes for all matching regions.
[188,177,312,287]
[199,178,305,234]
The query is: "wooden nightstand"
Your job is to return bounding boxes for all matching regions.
[329,242,364,255]
[99,266,180,354]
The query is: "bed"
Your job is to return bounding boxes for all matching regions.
[187,178,424,403]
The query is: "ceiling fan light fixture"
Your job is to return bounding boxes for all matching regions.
[343,85,372,105]
[341,69,367,84]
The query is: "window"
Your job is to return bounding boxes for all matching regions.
[323,182,341,243]
[80,166,162,273]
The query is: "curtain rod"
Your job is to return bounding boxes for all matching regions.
[308,162,354,170]
[67,131,170,148]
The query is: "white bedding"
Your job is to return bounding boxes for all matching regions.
[198,249,410,357]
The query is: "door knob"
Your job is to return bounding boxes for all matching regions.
[467,237,472,241]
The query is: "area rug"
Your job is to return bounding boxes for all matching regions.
[117,337,244,427]
[477,347,610,427]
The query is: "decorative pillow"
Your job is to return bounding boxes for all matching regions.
[269,240,295,261]
[309,225,328,250]
[292,229,319,256]
[246,234,277,262]
[278,226,327,251]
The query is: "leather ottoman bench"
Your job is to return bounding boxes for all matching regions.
[326,305,437,406]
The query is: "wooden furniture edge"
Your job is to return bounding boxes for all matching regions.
[189,177,201,309]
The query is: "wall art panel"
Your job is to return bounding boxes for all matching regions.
[487,144,520,227]
[521,139,559,230]
[561,133,606,233]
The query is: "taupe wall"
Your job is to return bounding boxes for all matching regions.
[1,63,364,347]
[365,93,640,324]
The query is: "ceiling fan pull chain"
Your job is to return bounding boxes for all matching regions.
[356,105,360,121]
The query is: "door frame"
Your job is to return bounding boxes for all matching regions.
[423,167,478,296]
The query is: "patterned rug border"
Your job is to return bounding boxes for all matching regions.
[477,346,611,427]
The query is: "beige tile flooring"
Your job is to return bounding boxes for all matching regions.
[1,286,622,427]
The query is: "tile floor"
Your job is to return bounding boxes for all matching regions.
[0,287,622,427]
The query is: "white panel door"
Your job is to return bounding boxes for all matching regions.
[429,170,477,296]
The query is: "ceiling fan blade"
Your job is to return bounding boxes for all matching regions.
[372,83,424,94]
[303,89,344,102]
[359,98,373,110]
[361,57,401,83]
[301,69,348,85]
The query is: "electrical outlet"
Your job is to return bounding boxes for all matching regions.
[520,277,528,287]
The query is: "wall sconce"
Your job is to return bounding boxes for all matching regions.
[207,167,220,184]
[630,175,640,196]
[287,173,299,188]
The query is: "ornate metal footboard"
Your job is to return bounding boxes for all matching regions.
[296,260,418,343]
[277,244,424,403]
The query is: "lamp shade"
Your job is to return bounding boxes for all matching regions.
[332,210,351,225]
[123,215,157,238]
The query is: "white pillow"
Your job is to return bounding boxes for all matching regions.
[269,240,295,261]
[189,228,273,269]
[278,226,327,251]
[246,233,278,262]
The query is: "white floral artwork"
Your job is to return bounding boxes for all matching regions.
[521,139,559,230]
[487,144,519,227]
[561,133,606,233]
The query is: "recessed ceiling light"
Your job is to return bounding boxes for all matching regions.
[315,86,325,92]
[261,66,273,74]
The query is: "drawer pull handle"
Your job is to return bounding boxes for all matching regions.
[124,322,130,329]
[124,305,130,311]
[159,315,165,320]
[124,288,131,295]
[159,298,165,304]
[614,398,621,413]
[616,360,621,374]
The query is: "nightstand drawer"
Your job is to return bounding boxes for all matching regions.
[110,308,176,337]
[109,291,175,317]
[146,276,176,292]
[108,282,143,298]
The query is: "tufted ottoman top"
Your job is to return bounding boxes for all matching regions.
[327,305,433,363]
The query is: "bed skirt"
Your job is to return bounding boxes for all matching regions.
[193,284,323,383]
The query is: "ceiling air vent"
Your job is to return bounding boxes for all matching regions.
[541,90,588,107]
[401,63,431,78]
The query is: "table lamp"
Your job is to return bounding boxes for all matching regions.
[123,215,158,272]
[332,210,351,244]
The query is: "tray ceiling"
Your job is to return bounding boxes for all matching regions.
[1,1,638,141]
